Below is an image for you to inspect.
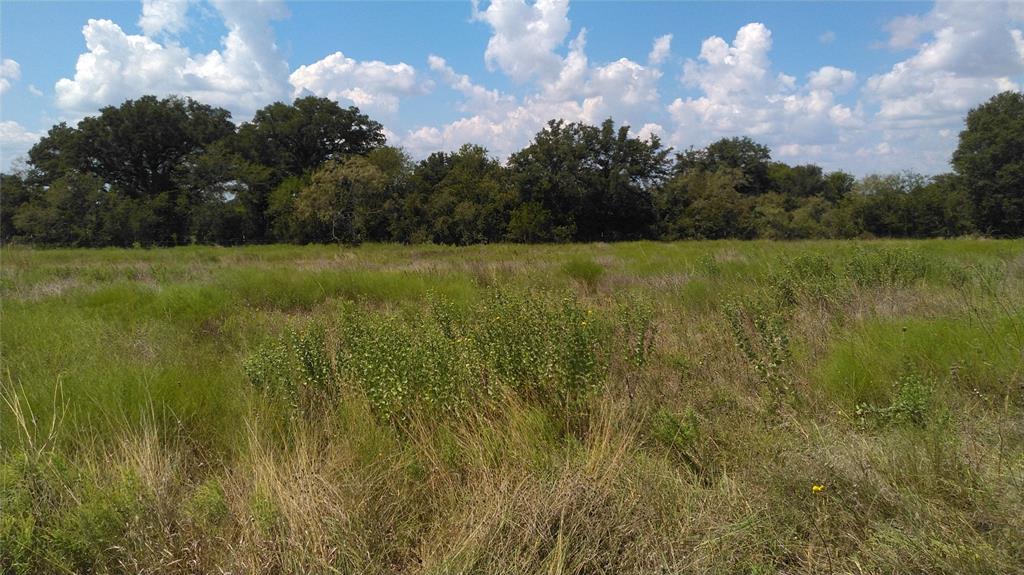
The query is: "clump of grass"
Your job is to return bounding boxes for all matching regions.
[845,246,930,288]
[561,257,604,290]
[769,252,842,306]
[183,479,230,530]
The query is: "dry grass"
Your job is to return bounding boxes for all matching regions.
[2,240,1023,574]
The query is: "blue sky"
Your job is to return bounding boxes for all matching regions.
[1,0,1022,175]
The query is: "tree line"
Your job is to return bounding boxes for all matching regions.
[2,91,1021,246]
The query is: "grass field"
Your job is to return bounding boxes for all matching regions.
[2,240,1023,574]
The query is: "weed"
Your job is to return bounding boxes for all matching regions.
[723,298,792,406]
[857,373,935,428]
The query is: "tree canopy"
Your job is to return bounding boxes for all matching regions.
[3,91,1022,246]
[952,91,1024,237]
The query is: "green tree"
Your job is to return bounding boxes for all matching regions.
[510,119,669,241]
[656,167,755,239]
[506,202,553,243]
[11,173,124,246]
[176,144,273,244]
[952,91,1024,236]
[25,95,235,244]
[266,176,310,243]
[424,144,516,245]
[676,137,772,196]
[30,96,234,198]
[233,97,386,183]
[294,156,389,244]
[0,173,37,242]
[767,163,827,201]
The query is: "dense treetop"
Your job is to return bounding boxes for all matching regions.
[2,91,1021,246]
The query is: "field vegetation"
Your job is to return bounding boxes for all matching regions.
[2,239,1022,573]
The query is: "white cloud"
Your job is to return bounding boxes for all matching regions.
[636,122,664,141]
[885,13,930,50]
[403,10,666,160]
[0,59,21,94]
[648,34,672,66]
[290,52,430,115]
[808,66,856,93]
[0,121,42,170]
[473,0,572,83]
[138,0,191,37]
[866,1,1024,127]
[54,0,289,120]
[818,31,836,45]
[667,23,859,151]
[428,54,516,114]
[27,84,43,97]
[852,1,1024,172]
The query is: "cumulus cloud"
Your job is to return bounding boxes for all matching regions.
[808,66,856,93]
[138,0,191,37]
[853,1,1024,172]
[648,34,672,66]
[667,23,859,150]
[865,1,1023,127]
[428,55,517,114]
[290,52,430,115]
[473,0,572,83]
[21,0,1021,175]
[403,2,667,159]
[0,121,42,169]
[885,13,931,50]
[54,0,289,119]
[0,59,21,94]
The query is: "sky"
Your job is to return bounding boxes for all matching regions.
[1,0,1022,176]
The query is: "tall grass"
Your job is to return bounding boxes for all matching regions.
[2,240,1022,573]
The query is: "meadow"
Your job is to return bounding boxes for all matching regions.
[1,239,1022,574]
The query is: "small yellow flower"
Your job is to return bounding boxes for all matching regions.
[811,484,825,493]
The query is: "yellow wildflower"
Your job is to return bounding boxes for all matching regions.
[811,484,825,493]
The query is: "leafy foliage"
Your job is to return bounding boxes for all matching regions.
[953,91,1024,237]
[3,91,1023,246]
[244,290,608,422]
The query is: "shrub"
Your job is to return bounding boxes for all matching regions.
[616,293,657,370]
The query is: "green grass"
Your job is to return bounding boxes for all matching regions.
[1,239,1023,574]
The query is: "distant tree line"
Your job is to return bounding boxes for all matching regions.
[2,91,1021,246]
